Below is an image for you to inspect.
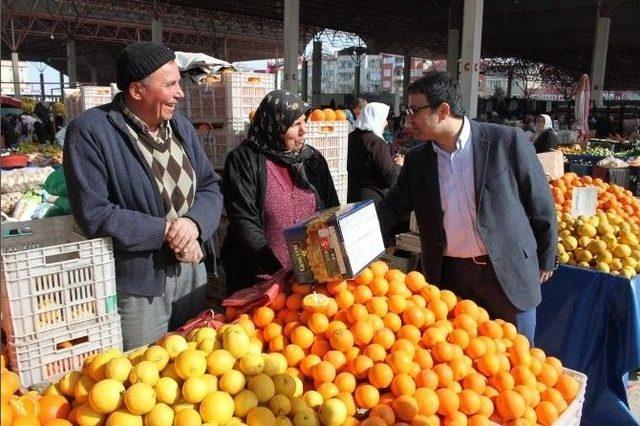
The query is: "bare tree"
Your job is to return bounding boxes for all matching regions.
[539,64,581,102]
[482,58,543,112]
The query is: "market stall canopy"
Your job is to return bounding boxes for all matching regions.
[1,96,22,108]
[1,0,638,89]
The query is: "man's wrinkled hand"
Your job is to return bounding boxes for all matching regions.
[175,240,203,264]
[539,269,554,284]
[166,217,199,252]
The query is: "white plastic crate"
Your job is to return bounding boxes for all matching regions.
[331,171,348,205]
[1,216,118,342]
[306,121,349,174]
[7,313,122,388]
[64,86,115,121]
[198,125,246,170]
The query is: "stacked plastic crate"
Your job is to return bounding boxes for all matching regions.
[64,86,117,121]
[1,216,122,387]
[306,120,350,204]
[179,72,275,170]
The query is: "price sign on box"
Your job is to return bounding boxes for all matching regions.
[571,187,598,217]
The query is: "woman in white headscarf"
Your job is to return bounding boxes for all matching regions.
[533,114,558,153]
[347,102,403,204]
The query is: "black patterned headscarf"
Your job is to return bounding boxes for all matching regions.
[248,90,319,195]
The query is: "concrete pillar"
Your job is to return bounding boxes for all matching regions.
[394,80,402,117]
[11,52,21,97]
[312,41,322,107]
[402,53,411,108]
[67,39,77,89]
[354,63,361,100]
[446,29,459,77]
[152,19,163,43]
[301,59,308,101]
[283,0,300,93]
[458,0,483,118]
[90,66,98,85]
[591,16,610,107]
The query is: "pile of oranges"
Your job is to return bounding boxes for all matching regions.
[550,173,640,224]
[309,109,348,122]
[2,362,72,426]
[235,261,581,425]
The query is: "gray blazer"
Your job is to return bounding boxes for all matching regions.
[377,119,557,311]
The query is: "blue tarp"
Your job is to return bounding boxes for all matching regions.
[536,265,640,425]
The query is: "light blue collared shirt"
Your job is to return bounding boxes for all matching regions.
[432,117,487,257]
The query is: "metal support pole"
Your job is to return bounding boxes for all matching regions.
[67,39,77,89]
[301,59,308,101]
[354,63,361,100]
[11,51,21,97]
[312,41,322,107]
[60,70,65,99]
[152,19,163,43]
[446,29,460,77]
[40,72,46,101]
[591,17,610,107]
[283,0,300,93]
[402,53,411,108]
[458,0,483,118]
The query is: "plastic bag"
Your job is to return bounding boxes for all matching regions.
[222,269,292,320]
[42,168,67,196]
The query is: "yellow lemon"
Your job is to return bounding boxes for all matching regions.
[105,357,133,382]
[59,371,82,397]
[124,382,156,415]
[86,350,120,382]
[269,394,292,416]
[74,375,96,404]
[219,369,246,395]
[162,334,189,360]
[130,361,160,386]
[207,349,236,376]
[234,389,259,418]
[143,403,174,426]
[105,409,143,426]
[262,353,288,377]
[200,391,235,424]
[272,373,296,398]
[160,363,182,383]
[246,406,276,426]
[276,416,294,426]
[239,353,265,376]
[143,346,170,371]
[290,397,309,415]
[303,391,324,409]
[201,374,218,393]
[293,409,320,426]
[318,398,347,426]
[75,403,105,426]
[174,349,206,380]
[172,408,202,426]
[154,377,180,405]
[247,374,275,403]
[193,327,217,344]
[181,377,208,404]
[222,325,251,358]
[88,379,125,414]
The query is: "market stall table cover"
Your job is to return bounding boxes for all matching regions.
[536,265,640,425]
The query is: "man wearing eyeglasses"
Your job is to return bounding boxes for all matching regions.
[377,71,557,343]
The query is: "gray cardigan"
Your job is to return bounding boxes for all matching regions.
[63,94,223,297]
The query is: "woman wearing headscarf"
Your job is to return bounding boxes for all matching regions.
[347,102,403,204]
[533,114,558,153]
[221,90,339,292]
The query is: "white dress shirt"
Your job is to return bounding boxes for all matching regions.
[432,117,487,258]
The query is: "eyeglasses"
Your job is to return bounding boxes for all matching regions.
[404,104,435,116]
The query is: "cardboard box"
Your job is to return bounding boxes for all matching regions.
[284,200,385,283]
[537,151,565,181]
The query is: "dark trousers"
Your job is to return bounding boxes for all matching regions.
[441,256,537,344]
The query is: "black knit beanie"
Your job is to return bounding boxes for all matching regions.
[116,42,176,90]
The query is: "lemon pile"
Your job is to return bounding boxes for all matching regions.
[45,323,346,426]
[557,211,640,278]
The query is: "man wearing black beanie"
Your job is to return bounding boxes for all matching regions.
[63,42,223,350]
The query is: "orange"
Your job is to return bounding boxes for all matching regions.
[462,372,487,394]
[310,109,326,121]
[438,290,457,311]
[349,355,374,379]
[351,321,375,345]
[382,313,402,332]
[355,384,380,409]
[413,349,434,370]
[514,384,540,407]
[420,284,441,302]
[458,389,481,416]
[447,329,470,349]
[284,310,300,325]
[270,292,287,310]
[325,320,347,338]
[368,363,394,389]
[431,342,456,363]
[427,299,449,320]
[317,382,340,401]
[392,395,419,422]
[467,414,491,426]
[344,347,361,364]
[43,420,73,426]
[478,395,494,418]
[432,364,454,388]
[448,358,471,381]
[363,344,387,363]
[453,299,480,320]
[262,322,283,342]
[387,295,407,314]
[253,306,274,327]
[283,344,305,367]
[1,370,20,398]
[530,347,547,363]
[385,269,405,283]
[478,320,503,339]
[390,374,416,397]
[354,286,374,304]
[299,354,322,378]
[335,372,356,393]
[329,328,354,352]
[367,314,385,332]
[310,338,330,358]
[335,290,355,310]
[308,313,329,335]
[488,371,515,392]
[11,416,40,426]
[410,295,427,308]
[405,271,427,292]
[436,388,460,417]
[546,356,563,375]
[453,314,478,337]
[495,390,526,421]
[395,325,420,345]
[413,388,439,416]
[337,391,357,417]
[535,400,559,426]
[475,353,500,377]
[373,328,396,350]
[366,297,388,317]
[38,395,71,423]
[347,304,369,324]
[415,369,439,390]
[556,373,579,401]
[269,334,286,352]
[322,108,337,121]
[323,350,347,371]
[360,417,386,426]
[312,361,336,383]
[291,326,314,349]
[369,403,396,424]
[369,260,389,278]
[421,327,447,348]
[1,402,13,426]
[286,294,303,311]
[511,365,536,386]
[386,351,412,375]
[10,395,40,417]
[390,339,415,358]
[327,280,347,296]
[537,362,559,387]
[541,388,568,413]
[355,268,374,286]
[402,306,426,328]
